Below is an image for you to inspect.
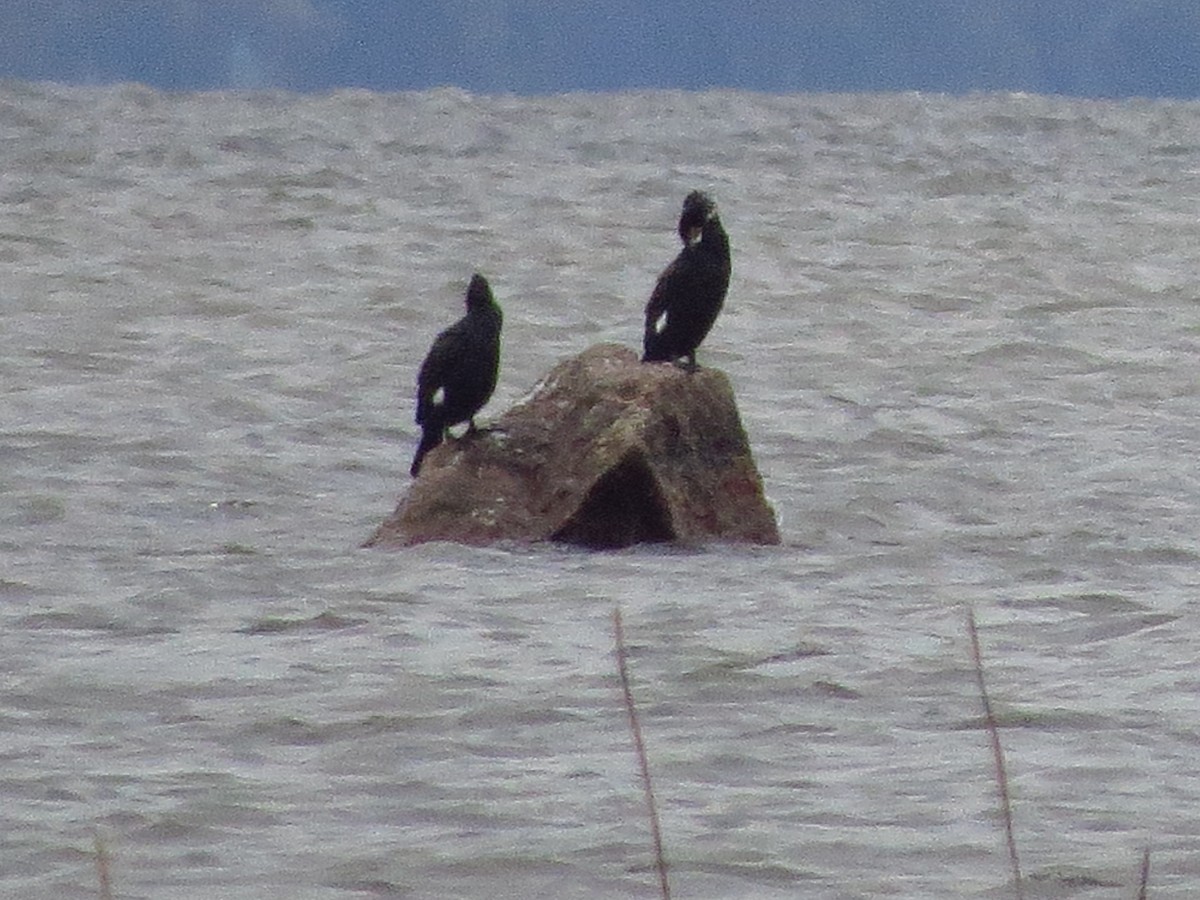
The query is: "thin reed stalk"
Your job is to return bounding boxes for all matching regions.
[613,608,671,900]
[94,830,113,900]
[966,607,1024,900]
[1136,847,1150,899]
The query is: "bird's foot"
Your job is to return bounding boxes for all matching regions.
[461,422,502,439]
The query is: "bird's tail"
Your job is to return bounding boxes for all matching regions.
[410,424,444,477]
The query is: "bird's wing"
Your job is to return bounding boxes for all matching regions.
[644,256,682,338]
[415,322,467,424]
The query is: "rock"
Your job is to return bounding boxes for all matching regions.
[365,343,780,549]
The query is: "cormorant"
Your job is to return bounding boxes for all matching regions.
[410,273,503,477]
[641,190,731,369]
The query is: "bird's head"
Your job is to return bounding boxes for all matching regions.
[465,273,493,310]
[677,190,717,245]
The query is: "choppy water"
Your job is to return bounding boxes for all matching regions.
[3,80,1200,898]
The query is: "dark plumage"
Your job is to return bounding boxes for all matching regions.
[410,273,503,477]
[641,190,731,369]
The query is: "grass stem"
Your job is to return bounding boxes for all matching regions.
[613,608,671,900]
[94,830,113,900]
[966,607,1023,900]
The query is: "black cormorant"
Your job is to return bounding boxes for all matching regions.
[641,190,731,369]
[410,273,503,477]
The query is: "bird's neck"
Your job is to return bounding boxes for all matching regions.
[701,218,730,256]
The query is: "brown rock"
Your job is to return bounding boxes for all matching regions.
[365,343,780,549]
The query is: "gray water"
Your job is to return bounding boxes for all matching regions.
[3,81,1200,899]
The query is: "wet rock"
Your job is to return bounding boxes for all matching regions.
[365,343,780,550]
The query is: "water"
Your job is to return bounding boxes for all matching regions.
[3,81,1200,898]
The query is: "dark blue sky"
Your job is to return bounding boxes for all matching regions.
[4,1,1200,98]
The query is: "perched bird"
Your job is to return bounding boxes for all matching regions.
[410,273,503,477]
[642,190,731,369]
